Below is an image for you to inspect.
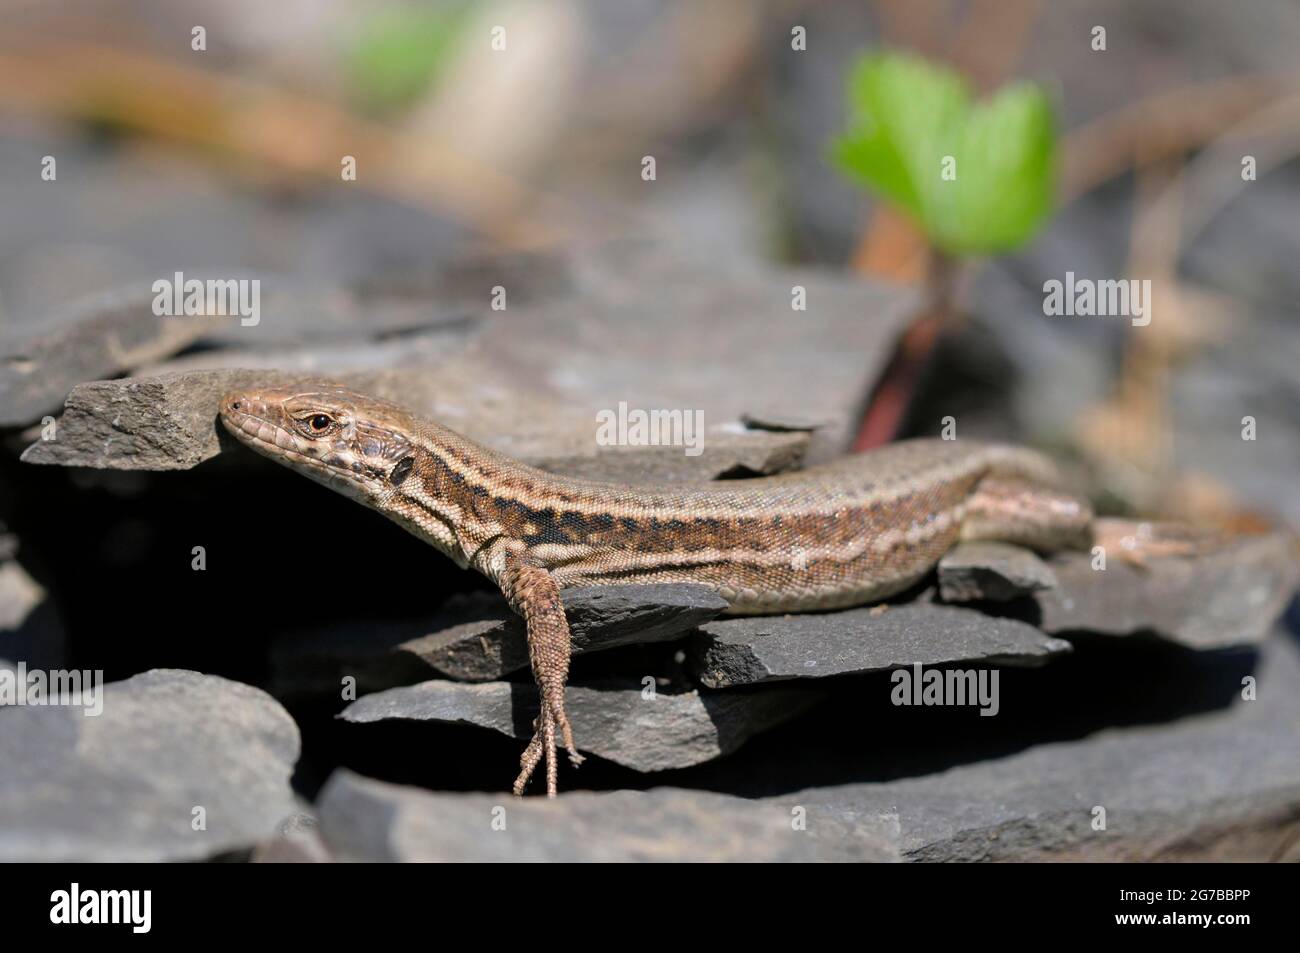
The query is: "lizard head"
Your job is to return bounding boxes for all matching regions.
[219,383,418,502]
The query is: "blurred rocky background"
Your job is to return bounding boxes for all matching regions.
[1,0,1298,861]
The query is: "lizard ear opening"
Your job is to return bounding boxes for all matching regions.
[390,456,415,486]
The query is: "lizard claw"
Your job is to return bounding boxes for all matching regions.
[512,698,583,798]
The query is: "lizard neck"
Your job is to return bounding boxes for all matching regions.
[374,422,536,580]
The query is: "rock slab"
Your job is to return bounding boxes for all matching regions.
[341,678,822,772]
[22,252,917,480]
[317,770,894,862]
[786,632,1300,861]
[272,583,728,696]
[1037,530,1298,648]
[690,602,1071,688]
[322,634,1300,861]
[937,542,1059,602]
[0,669,300,861]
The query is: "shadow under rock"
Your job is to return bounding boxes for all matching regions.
[665,634,1260,798]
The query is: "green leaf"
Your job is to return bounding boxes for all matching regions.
[832,52,1056,256]
[344,4,472,112]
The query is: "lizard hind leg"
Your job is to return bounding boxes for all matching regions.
[960,475,1093,553]
[500,558,584,798]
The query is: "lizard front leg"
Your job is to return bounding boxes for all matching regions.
[499,556,584,796]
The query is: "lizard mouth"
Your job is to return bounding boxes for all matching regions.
[219,392,370,493]
[220,395,300,452]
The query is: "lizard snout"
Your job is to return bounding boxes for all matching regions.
[218,391,281,442]
[220,390,271,421]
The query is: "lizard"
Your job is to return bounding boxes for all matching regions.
[219,381,1130,797]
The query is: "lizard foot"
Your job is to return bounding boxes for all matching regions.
[501,558,584,796]
[1093,517,1227,567]
[512,692,584,798]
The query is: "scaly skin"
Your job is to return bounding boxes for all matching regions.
[219,381,1094,796]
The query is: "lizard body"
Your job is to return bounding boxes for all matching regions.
[220,383,1093,795]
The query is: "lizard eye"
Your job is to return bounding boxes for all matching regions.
[296,413,336,436]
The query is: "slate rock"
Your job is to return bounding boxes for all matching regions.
[0,276,473,429]
[475,250,913,467]
[20,369,429,471]
[528,431,808,484]
[22,253,916,479]
[22,367,809,482]
[323,635,1300,861]
[937,541,1059,602]
[271,583,728,696]
[0,286,225,428]
[690,603,1071,688]
[317,769,893,862]
[782,632,1300,861]
[1036,530,1298,648]
[0,669,300,861]
[340,678,822,772]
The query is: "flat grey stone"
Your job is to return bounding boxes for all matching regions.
[0,669,300,861]
[0,275,473,430]
[340,679,822,773]
[1036,530,1298,648]
[21,368,809,482]
[321,634,1300,862]
[22,252,916,480]
[690,603,1071,688]
[938,541,1059,602]
[271,583,728,696]
[0,286,226,428]
[528,432,808,484]
[464,250,912,468]
[19,369,434,471]
[317,769,893,861]
[782,632,1300,861]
